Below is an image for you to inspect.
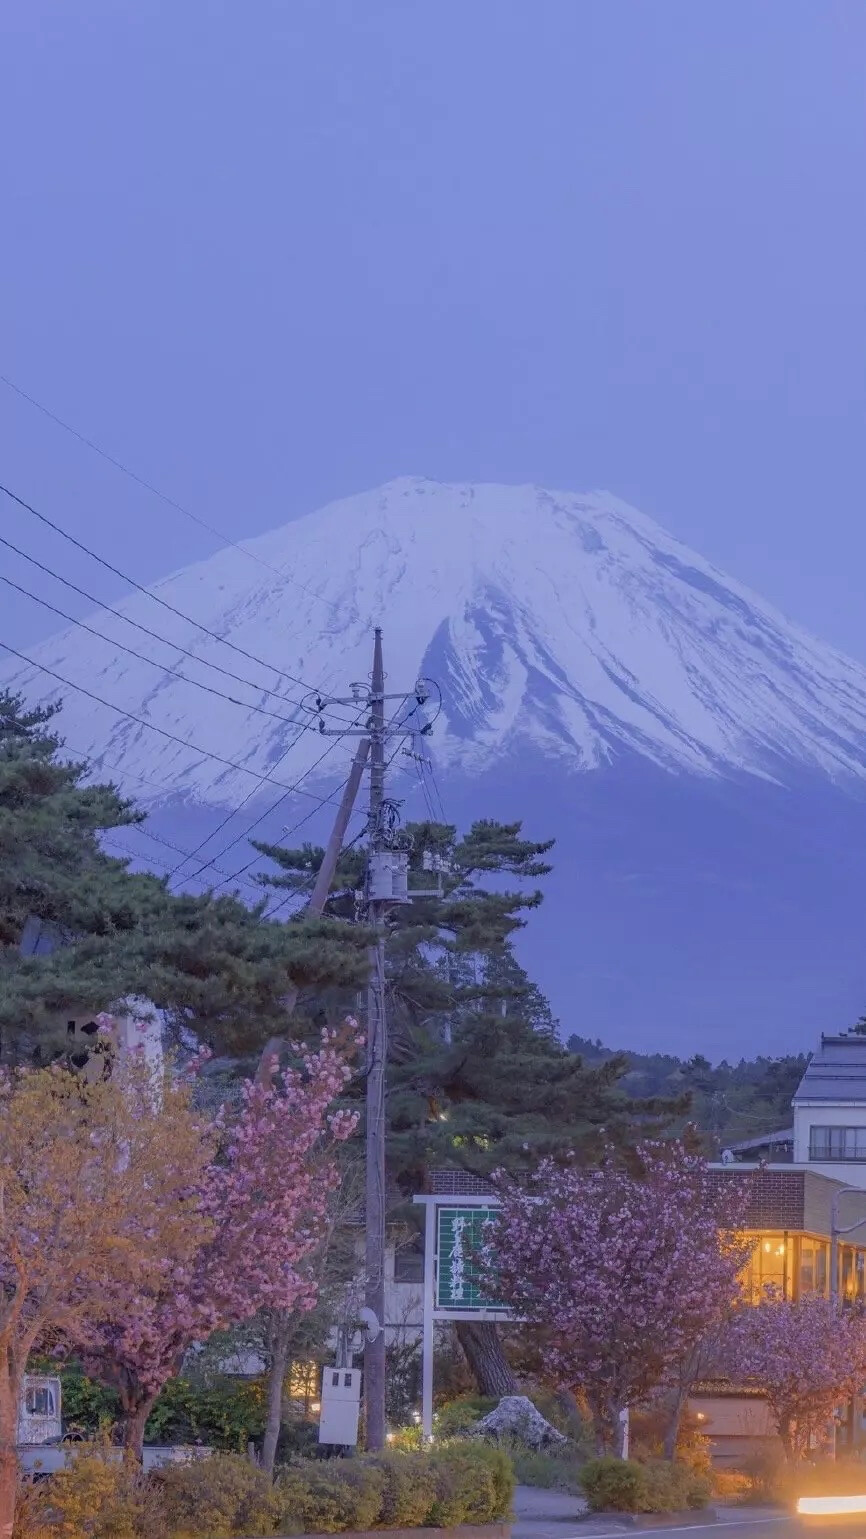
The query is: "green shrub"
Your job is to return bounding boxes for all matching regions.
[434,1396,496,1439]
[27,1363,266,1452]
[276,1463,384,1534]
[428,1448,498,1527]
[460,1443,514,1519]
[364,1452,438,1527]
[18,1447,167,1539]
[741,1446,792,1506]
[580,1457,646,1513]
[387,1425,424,1452]
[156,1452,282,1537]
[639,1461,711,1513]
[274,1443,510,1533]
[500,1440,585,1495]
[581,1456,711,1516]
[146,1376,267,1453]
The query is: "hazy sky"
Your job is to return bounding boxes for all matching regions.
[2,1,865,659]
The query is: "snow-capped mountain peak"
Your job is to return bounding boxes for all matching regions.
[6,477,866,806]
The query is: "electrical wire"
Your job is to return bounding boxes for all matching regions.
[0,570,323,731]
[0,480,329,698]
[423,756,448,823]
[0,371,336,611]
[2,710,335,899]
[0,639,346,812]
[117,824,264,896]
[171,714,367,887]
[414,754,439,822]
[0,531,354,722]
[100,832,264,900]
[179,694,418,893]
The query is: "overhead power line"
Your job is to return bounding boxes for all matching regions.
[100,833,262,898]
[0,480,328,699]
[0,530,349,720]
[0,639,347,813]
[113,823,264,897]
[168,715,367,887]
[12,722,348,900]
[0,571,321,732]
[0,372,335,611]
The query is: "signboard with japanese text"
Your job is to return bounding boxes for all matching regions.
[435,1206,506,1313]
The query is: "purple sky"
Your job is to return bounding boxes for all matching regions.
[2,0,865,659]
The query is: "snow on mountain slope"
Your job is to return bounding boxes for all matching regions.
[5,476,866,808]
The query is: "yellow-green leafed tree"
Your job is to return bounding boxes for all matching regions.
[0,1059,214,1539]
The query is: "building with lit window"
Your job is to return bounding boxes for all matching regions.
[792,1032,866,1186]
[708,1165,866,1302]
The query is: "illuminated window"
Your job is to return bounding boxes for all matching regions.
[741,1234,789,1300]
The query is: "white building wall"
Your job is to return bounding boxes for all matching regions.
[794,1101,866,1188]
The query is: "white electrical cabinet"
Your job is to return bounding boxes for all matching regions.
[318,1366,362,1446]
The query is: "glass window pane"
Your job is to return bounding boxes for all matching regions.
[809,1126,866,1161]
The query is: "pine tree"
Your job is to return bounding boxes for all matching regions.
[0,692,370,1058]
[256,815,677,1395]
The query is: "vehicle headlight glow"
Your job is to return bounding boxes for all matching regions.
[797,1494,866,1516]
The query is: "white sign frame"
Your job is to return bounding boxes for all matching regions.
[413,1194,511,1439]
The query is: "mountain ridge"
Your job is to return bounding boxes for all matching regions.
[5,477,866,806]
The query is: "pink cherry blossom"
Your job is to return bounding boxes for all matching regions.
[725,1292,866,1462]
[76,1020,360,1452]
[489,1142,751,1454]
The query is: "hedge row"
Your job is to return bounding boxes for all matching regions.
[18,1442,514,1539]
[580,1456,711,1514]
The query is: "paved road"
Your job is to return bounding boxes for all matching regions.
[516,1518,866,1538]
[511,1487,866,1539]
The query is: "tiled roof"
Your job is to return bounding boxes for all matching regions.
[794,1032,866,1104]
[429,1169,496,1197]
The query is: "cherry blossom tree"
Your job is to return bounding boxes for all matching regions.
[0,1057,212,1539]
[725,1293,866,1463]
[76,1022,359,1456]
[490,1142,750,1455]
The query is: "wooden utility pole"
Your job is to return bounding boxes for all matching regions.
[363,628,388,1451]
[255,737,370,1087]
[306,631,432,1448]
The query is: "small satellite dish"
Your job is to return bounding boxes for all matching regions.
[721,1148,734,1165]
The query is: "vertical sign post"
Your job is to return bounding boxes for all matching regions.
[414,1194,510,1439]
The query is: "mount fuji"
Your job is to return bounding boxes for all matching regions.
[6,477,866,1058]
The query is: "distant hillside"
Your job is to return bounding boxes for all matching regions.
[567,1035,808,1155]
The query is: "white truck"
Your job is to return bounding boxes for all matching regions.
[16,1374,211,1476]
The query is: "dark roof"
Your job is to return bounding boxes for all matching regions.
[794,1032,866,1104]
[727,1128,794,1154]
[429,1169,496,1197]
